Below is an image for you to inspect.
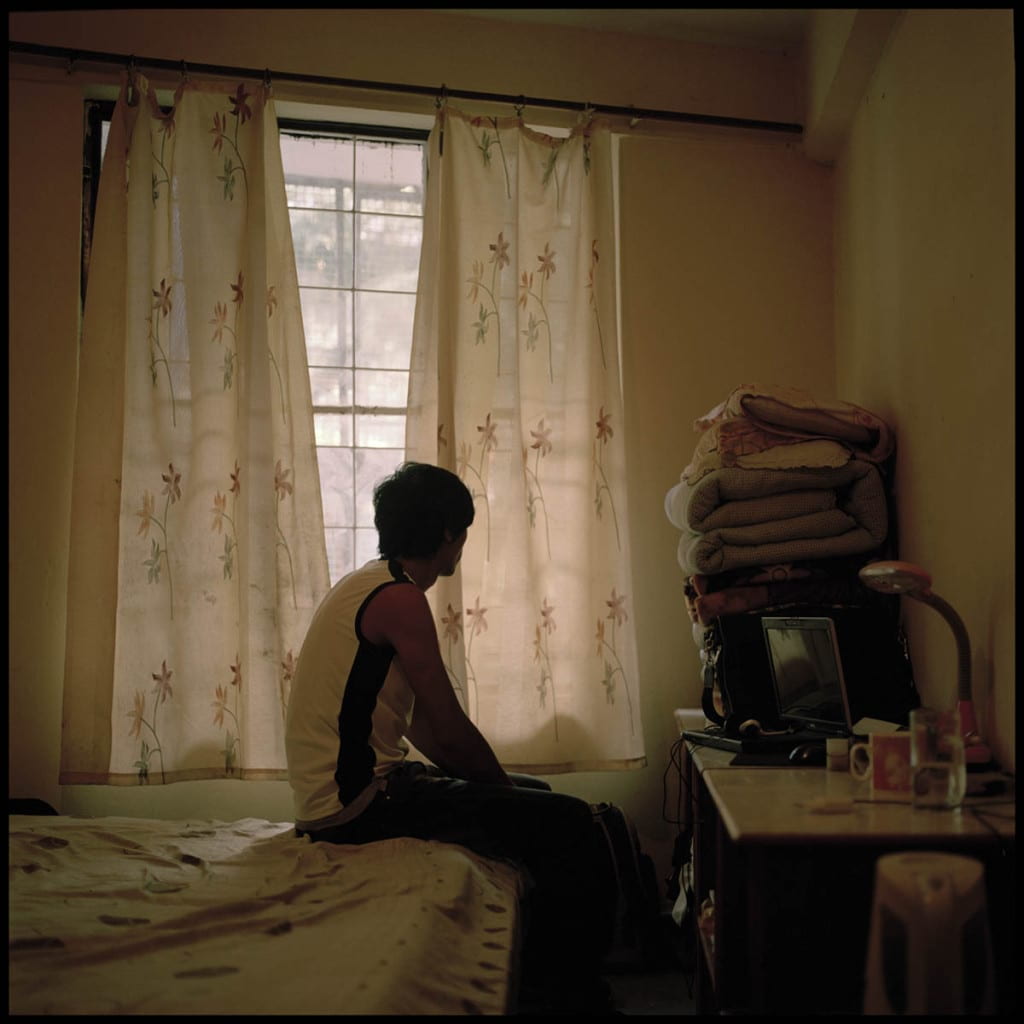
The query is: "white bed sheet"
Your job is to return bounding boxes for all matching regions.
[9,814,523,1015]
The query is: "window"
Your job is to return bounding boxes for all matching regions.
[88,106,427,585]
[280,125,427,583]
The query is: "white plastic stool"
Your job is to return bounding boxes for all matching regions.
[863,851,994,1014]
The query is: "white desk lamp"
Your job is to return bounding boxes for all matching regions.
[858,560,993,767]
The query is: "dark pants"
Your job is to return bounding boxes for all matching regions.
[297,762,616,1008]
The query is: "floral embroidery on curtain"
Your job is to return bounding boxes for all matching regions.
[60,73,329,784]
[407,108,646,772]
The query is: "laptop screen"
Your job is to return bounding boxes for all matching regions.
[761,616,851,733]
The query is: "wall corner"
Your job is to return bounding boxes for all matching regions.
[802,9,903,165]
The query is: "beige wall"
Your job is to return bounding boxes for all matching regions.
[832,9,1015,770]
[9,8,803,127]
[617,131,833,842]
[8,79,84,815]
[9,9,1013,879]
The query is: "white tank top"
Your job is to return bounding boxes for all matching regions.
[285,559,415,829]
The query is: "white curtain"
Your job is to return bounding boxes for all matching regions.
[61,74,329,784]
[407,108,645,772]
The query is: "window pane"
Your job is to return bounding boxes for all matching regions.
[317,447,355,527]
[309,367,353,407]
[355,213,421,291]
[292,209,353,288]
[300,288,352,367]
[324,527,355,582]
[285,178,353,212]
[355,140,424,215]
[355,527,380,567]
[281,135,354,211]
[315,413,353,447]
[355,449,402,527]
[355,369,407,407]
[355,291,415,369]
[356,415,405,448]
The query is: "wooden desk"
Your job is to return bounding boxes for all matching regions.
[684,741,1015,1014]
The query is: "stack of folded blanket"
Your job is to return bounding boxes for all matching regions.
[664,383,898,646]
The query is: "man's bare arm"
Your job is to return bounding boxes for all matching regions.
[404,708,457,775]
[361,583,513,786]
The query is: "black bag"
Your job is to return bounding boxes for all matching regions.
[591,802,666,971]
[700,601,917,734]
[699,613,779,730]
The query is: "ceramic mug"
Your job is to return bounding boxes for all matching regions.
[849,732,912,801]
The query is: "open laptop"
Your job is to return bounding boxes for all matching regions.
[683,615,853,755]
[763,615,851,734]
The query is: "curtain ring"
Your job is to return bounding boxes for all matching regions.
[179,59,189,84]
[575,102,594,128]
[126,55,138,107]
[435,85,448,157]
[263,67,272,90]
[66,51,78,76]
[515,95,525,119]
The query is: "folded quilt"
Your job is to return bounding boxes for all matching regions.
[678,526,886,576]
[688,553,879,595]
[695,508,861,546]
[666,460,888,534]
[684,432,854,485]
[695,383,895,460]
[668,462,889,576]
[686,574,874,626]
[666,480,838,532]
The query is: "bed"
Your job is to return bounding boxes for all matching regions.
[9,811,524,1015]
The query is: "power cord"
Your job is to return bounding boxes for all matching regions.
[661,734,691,828]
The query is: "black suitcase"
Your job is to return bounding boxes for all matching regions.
[591,802,666,971]
[700,600,917,734]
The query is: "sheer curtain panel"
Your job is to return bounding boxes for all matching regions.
[61,74,330,784]
[407,108,646,772]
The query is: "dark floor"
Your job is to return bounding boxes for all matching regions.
[604,913,696,1015]
[514,911,696,1015]
[606,966,696,1015]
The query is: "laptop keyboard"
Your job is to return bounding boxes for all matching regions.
[683,724,845,755]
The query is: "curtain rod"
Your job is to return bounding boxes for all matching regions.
[9,39,803,136]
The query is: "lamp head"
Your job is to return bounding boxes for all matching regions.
[859,560,933,596]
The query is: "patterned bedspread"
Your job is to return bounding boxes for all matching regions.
[9,815,523,1015]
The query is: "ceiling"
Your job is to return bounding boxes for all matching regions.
[437,9,811,52]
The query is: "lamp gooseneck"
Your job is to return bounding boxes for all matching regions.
[858,560,991,764]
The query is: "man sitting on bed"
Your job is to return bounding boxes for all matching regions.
[285,461,617,1014]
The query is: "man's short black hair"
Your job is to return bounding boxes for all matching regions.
[373,462,475,560]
